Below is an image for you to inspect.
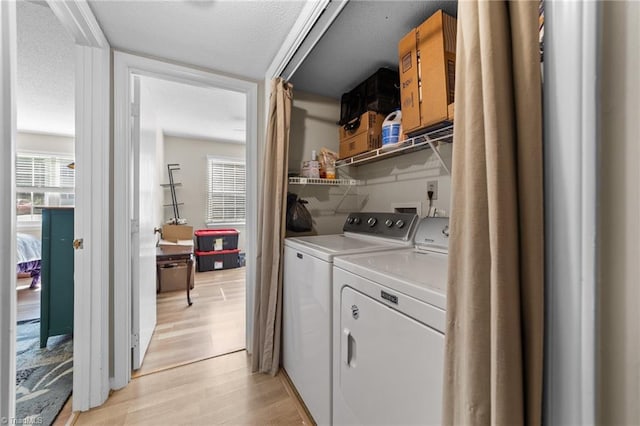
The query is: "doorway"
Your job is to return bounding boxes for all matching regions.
[14,2,75,423]
[111,51,259,389]
[130,75,249,377]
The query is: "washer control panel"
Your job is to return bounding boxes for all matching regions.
[343,212,419,241]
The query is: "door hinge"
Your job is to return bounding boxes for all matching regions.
[73,238,84,250]
[131,101,140,118]
[131,332,139,349]
[131,219,140,234]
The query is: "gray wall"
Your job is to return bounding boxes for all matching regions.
[598,1,640,423]
[163,134,246,250]
[289,90,356,235]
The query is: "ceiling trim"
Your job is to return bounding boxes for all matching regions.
[162,131,246,145]
[280,0,348,82]
[48,0,108,48]
[265,0,332,80]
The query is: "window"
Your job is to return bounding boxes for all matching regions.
[207,157,246,224]
[16,153,75,223]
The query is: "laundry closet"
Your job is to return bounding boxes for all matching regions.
[280,2,458,425]
[285,1,457,236]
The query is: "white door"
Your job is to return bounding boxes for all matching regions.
[336,286,444,426]
[131,76,158,369]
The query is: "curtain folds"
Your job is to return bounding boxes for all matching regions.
[251,78,292,375]
[443,1,544,425]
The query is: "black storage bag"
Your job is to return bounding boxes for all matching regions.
[286,192,313,232]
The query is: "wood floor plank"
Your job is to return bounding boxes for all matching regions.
[16,278,40,322]
[76,351,307,426]
[134,267,246,377]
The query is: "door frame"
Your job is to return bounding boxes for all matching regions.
[543,1,600,424]
[48,1,112,412]
[0,1,18,420]
[0,0,111,417]
[111,51,259,389]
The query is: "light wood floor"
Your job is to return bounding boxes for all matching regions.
[16,278,40,322]
[134,267,246,377]
[76,350,312,425]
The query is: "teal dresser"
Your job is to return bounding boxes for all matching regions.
[40,207,74,348]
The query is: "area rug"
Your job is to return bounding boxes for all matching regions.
[15,319,73,426]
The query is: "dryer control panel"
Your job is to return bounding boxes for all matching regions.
[343,212,418,241]
[414,217,450,253]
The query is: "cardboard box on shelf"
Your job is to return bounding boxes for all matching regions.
[162,224,193,243]
[399,10,457,134]
[338,111,384,159]
[339,132,382,159]
[339,110,385,143]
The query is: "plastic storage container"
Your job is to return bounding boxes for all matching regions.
[196,249,241,272]
[194,229,239,251]
[339,68,400,125]
[382,110,402,146]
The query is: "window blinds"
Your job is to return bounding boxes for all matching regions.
[16,154,75,191]
[207,159,246,223]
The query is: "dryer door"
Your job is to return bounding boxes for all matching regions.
[337,286,444,425]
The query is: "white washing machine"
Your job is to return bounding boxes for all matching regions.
[283,212,419,425]
[332,217,449,426]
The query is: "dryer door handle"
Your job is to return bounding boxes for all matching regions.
[343,328,355,367]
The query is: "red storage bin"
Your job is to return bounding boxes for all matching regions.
[194,229,239,251]
[196,249,240,272]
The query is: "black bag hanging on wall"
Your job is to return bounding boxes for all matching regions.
[286,192,313,232]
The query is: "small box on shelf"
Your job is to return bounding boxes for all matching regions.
[338,111,385,159]
[300,160,320,178]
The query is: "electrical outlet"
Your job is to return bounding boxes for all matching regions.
[427,180,438,200]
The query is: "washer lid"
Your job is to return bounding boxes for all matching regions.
[285,234,409,262]
[334,248,447,309]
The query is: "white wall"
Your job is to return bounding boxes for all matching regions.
[163,134,246,250]
[598,1,640,423]
[355,143,451,217]
[16,131,74,155]
[288,90,356,235]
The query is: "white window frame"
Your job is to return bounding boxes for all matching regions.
[206,155,246,226]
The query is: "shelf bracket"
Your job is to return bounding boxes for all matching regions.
[332,183,355,214]
[426,139,451,175]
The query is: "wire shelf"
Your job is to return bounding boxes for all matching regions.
[288,177,358,186]
[335,124,454,170]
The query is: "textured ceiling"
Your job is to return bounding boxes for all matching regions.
[17,1,75,136]
[290,0,458,99]
[142,76,246,143]
[88,0,307,81]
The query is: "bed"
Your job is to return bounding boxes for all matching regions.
[17,233,41,288]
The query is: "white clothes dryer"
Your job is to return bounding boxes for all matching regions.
[332,217,449,425]
[283,212,419,425]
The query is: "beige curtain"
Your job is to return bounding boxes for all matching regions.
[443,1,543,425]
[251,78,292,375]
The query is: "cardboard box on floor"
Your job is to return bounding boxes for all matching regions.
[399,10,457,134]
[162,224,193,243]
[158,263,195,293]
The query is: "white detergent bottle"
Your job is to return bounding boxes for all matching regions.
[382,109,402,146]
